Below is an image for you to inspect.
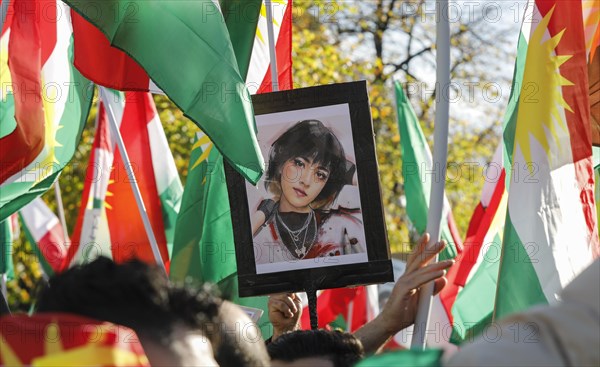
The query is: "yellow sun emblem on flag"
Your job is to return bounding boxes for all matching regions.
[105,177,115,210]
[0,321,149,366]
[190,133,214,185]
[514,5,574,168]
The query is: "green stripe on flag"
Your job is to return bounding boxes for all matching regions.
[171,135,270,336]
[18,213,54,277]
[218,273,271,337]
[159,178,183,258]
[450,232,502,344]
[65,0,264,184]
[357,349,443,367]
[0,219,14,279]
[502,32,528,177]
[171,142,233,284]
[395,81,458,259]
[495,213,547,319]
[220,0,262,79]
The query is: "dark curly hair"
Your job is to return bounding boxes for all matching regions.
[265,120,348,208]
[267,329,365,367]
[35,257,221,347]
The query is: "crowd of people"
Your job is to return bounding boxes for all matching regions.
[1,233,598,366]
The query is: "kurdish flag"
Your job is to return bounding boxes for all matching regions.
[0,314,150,366]
[496,0,600,319]
[170,132,271,335]
[64,0,265,183]
[0,0,93,221]
[63,89,181,268]
[170,0,293,336]
[439,144,508,344]
[19,198,68,276]
[395,81,462,259]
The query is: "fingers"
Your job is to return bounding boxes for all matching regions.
[401,259,454,291]
[291,293,303,311]
[433,277,447,295]
[268,293,300,319]
[406,233,447,273]
[270,299,294,318]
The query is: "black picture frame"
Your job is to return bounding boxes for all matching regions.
[225,81,393,297]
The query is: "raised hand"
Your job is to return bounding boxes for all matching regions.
[268,292,303,341]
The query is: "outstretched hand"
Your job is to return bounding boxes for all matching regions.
[379,233,453,333]
[354,233,454,354]
[268,293,303,341]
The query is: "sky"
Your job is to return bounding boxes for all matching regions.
[339,0,530,130]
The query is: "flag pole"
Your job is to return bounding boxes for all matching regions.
[53,182,69,241]
[0,273,7,306]
[0,274,9,316]
[411,0,450,350]
[265,0,279,92]
[98,87,166,273]
[0,0,9,33]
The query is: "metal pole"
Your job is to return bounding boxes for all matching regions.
[53,182,70,241]
[98,87,166,273]
[411,0,450,350]
[264,0,279,92]
[0,0,9,33]
[0,273,7,304]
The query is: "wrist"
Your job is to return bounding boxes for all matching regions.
[376,310,407,338]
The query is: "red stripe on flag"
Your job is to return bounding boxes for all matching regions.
[71,10,150,91]
[536,0,599,253]
[464,202,485,241]
[1,0,45,183]
[39,0,56,65]
[105,92,169,264]
[143,93,158,125]
[95,103,114,152]
[439,169,506,323]
[455,170,506,286]
[257,2,293,93]
[38,222,67,273]
[300,287,358,329]
[439,262,461,326]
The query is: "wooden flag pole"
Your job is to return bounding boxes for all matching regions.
[410,0,451,350]
[99,87,166,274]
[53,182,69,241]
[265,0,279,92]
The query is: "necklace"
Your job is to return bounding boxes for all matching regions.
[274,210,317,259]
[276,210,313,241]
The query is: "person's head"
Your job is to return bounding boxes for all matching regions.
[35,257,220,366]
[208,301,270,367]
[267,329,365,367]
[265,120,348,210]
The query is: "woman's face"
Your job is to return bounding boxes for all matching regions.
[278,157,329,212]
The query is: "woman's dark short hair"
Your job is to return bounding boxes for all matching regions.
[265,119,347,207]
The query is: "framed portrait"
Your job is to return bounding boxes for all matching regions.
[225,81,393,297]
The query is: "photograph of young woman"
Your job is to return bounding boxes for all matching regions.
[251,118,367,269]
